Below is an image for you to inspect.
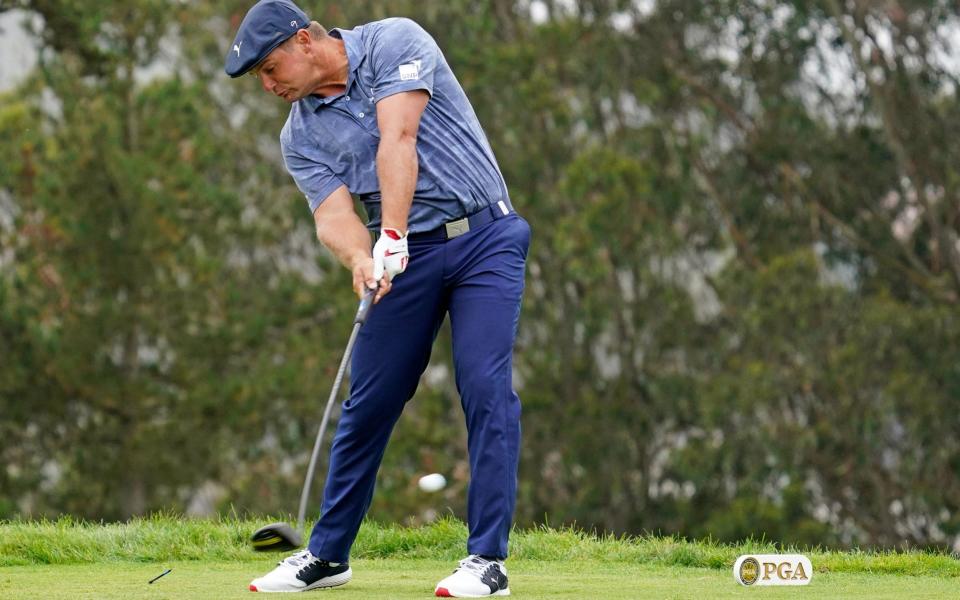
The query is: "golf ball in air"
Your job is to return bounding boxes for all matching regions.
[418,473,447,492]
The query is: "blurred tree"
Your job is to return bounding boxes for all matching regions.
[1,0,958,552]
[0,0,355,519]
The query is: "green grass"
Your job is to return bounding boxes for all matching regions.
[0,515,958,599]
[2,559,958,599]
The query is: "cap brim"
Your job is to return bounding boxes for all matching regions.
[226,30,298,78]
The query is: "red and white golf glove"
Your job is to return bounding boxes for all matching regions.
[372,227,409,283]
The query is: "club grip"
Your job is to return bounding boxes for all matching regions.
[354,287,376,325]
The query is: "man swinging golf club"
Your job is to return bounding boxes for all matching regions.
[225,1,530,596]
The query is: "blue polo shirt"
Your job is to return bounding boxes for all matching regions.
[280,18,510,233]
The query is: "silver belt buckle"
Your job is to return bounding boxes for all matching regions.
[444,217,470,239]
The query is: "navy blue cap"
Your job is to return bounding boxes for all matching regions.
[225,0,309,78]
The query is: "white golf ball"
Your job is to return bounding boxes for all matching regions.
[418,473,447,492]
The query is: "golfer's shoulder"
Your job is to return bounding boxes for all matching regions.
[361,17,436,51]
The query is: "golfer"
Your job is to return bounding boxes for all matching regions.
[226,1,529,596]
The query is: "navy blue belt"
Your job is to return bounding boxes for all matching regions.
[408,199,514,241]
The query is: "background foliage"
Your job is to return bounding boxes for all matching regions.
[1,0,958,551]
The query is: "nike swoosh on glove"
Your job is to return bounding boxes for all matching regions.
[372,227,409,282]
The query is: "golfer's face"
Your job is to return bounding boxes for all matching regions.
[253,46,306,102]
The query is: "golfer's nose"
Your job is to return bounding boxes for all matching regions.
[260,73,274,94]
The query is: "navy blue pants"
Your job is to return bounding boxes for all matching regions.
[307,212,531,563]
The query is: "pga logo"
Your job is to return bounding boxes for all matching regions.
[733,554,813,586]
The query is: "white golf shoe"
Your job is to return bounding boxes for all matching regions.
[435,555,510,597]
[248,549,352,592]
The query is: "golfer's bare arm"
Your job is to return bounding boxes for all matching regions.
[376,90,429,233]
[313,186,389,299]
[313,186,369,268]
[312,91,428,299]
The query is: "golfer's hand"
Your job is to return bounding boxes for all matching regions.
[352,257,392,303]
[372,227,408,283]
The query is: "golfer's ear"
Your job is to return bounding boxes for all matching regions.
[295,28,312,51]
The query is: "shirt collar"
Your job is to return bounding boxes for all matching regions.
[300,26,365,113]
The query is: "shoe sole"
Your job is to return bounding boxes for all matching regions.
[250,567,353,593]
[304,567,353,591]
[435,586,510,597]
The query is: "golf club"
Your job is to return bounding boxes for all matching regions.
[251,286,377,552]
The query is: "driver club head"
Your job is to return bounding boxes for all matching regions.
[250,522,303,552]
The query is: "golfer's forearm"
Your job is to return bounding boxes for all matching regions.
[315,212,372,272]
[376,136,417,233]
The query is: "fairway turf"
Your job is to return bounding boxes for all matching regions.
[1,558,958,599]
[1,517,958,598]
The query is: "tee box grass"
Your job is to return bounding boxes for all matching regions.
[0,516,957,599]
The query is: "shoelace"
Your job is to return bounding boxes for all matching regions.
[279,550,316,569]
[455,555,498,577]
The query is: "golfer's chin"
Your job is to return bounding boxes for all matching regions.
[276,90,300,103]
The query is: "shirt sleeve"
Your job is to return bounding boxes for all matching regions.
[281,144,346,213]
[368,18,439,102]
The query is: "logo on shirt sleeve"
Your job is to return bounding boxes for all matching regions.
[398,59,422,81]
